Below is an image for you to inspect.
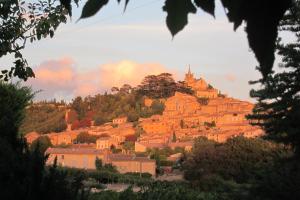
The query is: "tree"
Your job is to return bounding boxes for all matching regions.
[76,131,98,144]
[150,100,165,114]
[0,0,68,81]
[137,73,176,98]
[172,131,177,142]
[180,119,185,129]
[95,157,103,170]
[0,82,87,200]
[183,136,290,184]
[30,135,52,153]
[120,84,132,94]
[176,81,194,95]
[71,96,86,120]
[122,141,134,153]
[249,0,300,155]
[111,86,119,94]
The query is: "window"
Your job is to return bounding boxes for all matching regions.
[61,155,64,159]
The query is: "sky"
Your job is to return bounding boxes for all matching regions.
[1,0,274,102]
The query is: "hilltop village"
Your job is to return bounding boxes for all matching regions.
[24,69,263,176]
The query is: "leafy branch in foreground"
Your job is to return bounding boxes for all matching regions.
[248,0,300,155]
[0,0,69,81]
[75,0,292,79]
[0,0,293,81]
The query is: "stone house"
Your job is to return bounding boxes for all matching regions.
[112,117,127,124]
[45,147,156,176]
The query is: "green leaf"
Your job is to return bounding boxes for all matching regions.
[194,0,215,17]
[60,0,72,16]
[80,0,109,20]
[26,67,35,78]
[15,51,22,58]
[220,0,244,31]
[74,0,79,6]
[116,0,129,12]
[163,0,197,37]
[124,0,130,12]
[49,30,54,38]
[221,0,292,78]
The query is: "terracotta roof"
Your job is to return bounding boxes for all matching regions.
[46,147,104,155]
[109,154,155,162]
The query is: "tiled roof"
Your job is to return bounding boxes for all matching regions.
[46,147,104,155]
[109,154,155,162]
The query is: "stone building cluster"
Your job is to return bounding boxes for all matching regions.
[24,68,264,175]
[46,146,156,175]
[138,69,263,144]
[184,66,219,98]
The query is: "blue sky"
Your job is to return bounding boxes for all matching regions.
[2,0,276,102]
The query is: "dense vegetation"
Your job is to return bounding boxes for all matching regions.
[0,82,87,200]
[249,0,300,155]
[68,73,192,128]
[20,103,67,134]
[21,72,194,134]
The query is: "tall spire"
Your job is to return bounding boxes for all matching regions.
[188,64,191,74]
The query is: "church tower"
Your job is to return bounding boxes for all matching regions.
[184,65,195,85]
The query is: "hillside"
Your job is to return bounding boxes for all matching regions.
[20,103,67,135]
[22,71,262,144]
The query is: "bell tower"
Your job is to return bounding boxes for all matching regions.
[184,65,195,85]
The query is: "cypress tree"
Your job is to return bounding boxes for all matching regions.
[249,0,300,155]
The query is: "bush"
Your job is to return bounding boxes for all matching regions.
[183,136,292,184]
[75,132,98,144]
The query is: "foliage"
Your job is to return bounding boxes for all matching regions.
[204,121,216,128]
[95,157,103,171]
[20,103,67,134]
[71,117,92,130]
[137,73,192,99]
[30,135,52,153]
[197,97,209,105]
[249,0,300,155]
[134,125,145,138]
[0,82,87,200]
[88,170,153,185]
[123,141,134,152]
[76,131,98,144]
[71,0,293,79]
[250,157,300,200]
[0,0,68,81]
[124,172,152,179]
[150,100,165,114]
[89,90,162,125]
[88,181,242,200]
[172,131,176,142]
[0,0,295,81]
[125,134,137,142]
[180,119,184,129]
[71,96,87,120]
[183,136,291,184]
[0,82,33,143]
